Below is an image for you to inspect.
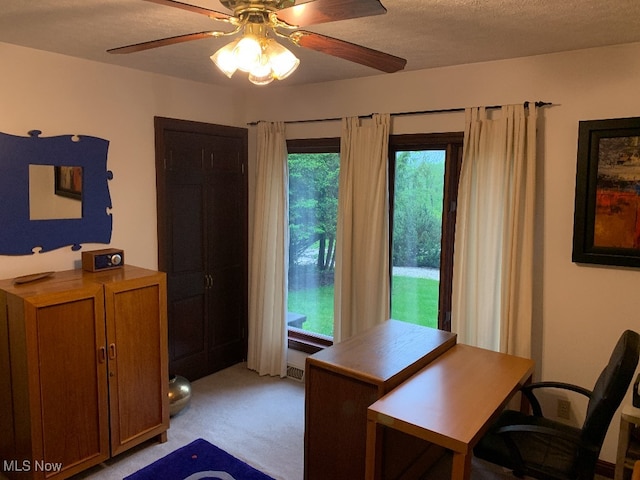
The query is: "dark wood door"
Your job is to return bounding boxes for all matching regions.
[203,135,247,372]
[155,118,248,381]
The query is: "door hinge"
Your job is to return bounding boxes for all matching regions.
[241,163,245,175]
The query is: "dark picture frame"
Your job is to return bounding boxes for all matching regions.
[55,165,83,200]
[572,117,640,267]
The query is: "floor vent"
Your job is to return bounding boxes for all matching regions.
[287,365,305,382]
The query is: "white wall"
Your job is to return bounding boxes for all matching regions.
[2,39,640,463]
[247,42,640,463]
[0,42,245,278]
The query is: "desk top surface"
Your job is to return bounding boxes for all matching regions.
[368,343,534,453]
[307,320,457,387]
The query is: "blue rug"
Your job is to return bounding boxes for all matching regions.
[124,439,276,480]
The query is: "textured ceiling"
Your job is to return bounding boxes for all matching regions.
[1,0,640,89]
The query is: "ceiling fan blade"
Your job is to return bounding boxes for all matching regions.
[107,31,216,54]
[143,0,231,21]
[294,31,406,73]
[277,0,386,27]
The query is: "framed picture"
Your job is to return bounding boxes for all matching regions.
[55,165,83,200]
[573,116,640,267]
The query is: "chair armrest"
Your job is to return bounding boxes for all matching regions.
[521,382,593,417]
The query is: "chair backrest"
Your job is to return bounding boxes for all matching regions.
[582,330,640,449]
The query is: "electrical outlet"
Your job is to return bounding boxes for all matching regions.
[557,399,571,420]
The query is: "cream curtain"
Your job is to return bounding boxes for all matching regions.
[247,121,289,377]
[334,114,391,343]
[452,104,537,357]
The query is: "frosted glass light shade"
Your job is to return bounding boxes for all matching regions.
[249,59,274,85]
[210,38,240,78]
[234,35,262,72]
[265,39,300,80]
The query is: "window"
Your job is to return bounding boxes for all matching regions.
[287,138,340,349]
[287,133,463,352]
[389,133,463,331]
[391,149,445,328]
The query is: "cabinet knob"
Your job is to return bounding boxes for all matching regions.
[98,347,106,363]
[109,343,117,360]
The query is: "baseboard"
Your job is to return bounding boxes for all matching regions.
[596,459,615,478]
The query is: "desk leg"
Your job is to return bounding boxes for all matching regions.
[520,375,533,414]
[365,418,382,480]
[451,452,472,480]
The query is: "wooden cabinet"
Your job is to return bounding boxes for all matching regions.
[155,117,248,381]
[304,320,457,480]
[0,266,168,479]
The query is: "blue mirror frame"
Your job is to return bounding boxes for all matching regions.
[0,130,112,255]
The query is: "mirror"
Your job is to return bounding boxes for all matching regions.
[0,130,112,255]
[29,165,82,220]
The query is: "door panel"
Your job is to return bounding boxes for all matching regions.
[105,280,166,455]
[171,184,204,273]
[169,294,208,377]
[208,171,243,267]
[35,291,109,474]
[210,266,244,357]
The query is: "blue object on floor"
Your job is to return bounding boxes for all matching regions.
[124,439,276,480]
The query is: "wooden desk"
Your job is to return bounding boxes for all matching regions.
[304,320,457,480]
[366,344,534,480]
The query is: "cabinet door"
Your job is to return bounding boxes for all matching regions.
[27,285,110,478]
[103,274,168,456]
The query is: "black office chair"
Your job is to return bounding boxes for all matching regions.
[474,329,640,480]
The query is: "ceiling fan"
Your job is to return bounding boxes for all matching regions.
[108,0,407,85]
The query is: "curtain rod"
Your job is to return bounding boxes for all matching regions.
[246,101,552,126]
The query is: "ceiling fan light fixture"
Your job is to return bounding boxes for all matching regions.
[211,31,299,85]
[264,38,300,80]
